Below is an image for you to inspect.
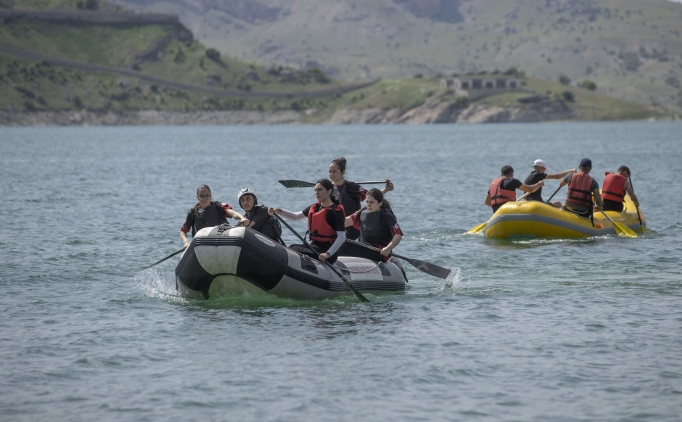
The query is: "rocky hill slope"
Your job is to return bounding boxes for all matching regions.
[106,0,682,112]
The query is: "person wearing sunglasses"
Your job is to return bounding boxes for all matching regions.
[180,184,248,248]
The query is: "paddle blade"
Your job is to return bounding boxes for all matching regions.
[466,222,487,234]
[278,180,316,188]
[405,258,452,279]
[613,222,638,238]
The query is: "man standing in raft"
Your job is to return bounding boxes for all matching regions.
[601,166,639,212]
[559,158,604,218]
[485,165,544,213]
[524,159,575,207]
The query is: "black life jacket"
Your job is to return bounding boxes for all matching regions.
[191,201,228,236]
[335,182,361,217]
[245,205,282,243]
[359,208,394,248]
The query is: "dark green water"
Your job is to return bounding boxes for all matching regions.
[1,122,680,421]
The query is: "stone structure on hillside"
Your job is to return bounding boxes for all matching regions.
[440,75,525,100]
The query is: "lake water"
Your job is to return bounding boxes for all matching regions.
[1,122,681,421]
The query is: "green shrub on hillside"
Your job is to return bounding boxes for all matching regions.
[307,67,330,84]
[579,80,597,91]
[559,75,571,85]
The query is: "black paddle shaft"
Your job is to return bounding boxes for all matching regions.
[272,213,370,303]
[546,186,563,203]
[629,177,643,228]
[141,246,186,271]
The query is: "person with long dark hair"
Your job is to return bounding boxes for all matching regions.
[268,179,346,263]
[180,184,248,248]
[328,156,394,240]
[340,188,403,262]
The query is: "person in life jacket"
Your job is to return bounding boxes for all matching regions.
[485,165,545,213]
[180,184,248,248]
[237,187,284,244]
[340,188,403,262]
[269,178,346,264]
[328,156,394,241]
[523,159,576,207]
[559,158,603,217]
[602,166,639,212]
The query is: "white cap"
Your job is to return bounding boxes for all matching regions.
[533,159,547,169]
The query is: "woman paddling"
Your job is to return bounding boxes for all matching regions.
[340,188,403,262]
[328,157,394,240]
[268,179,346,263]
[180,184,248,248]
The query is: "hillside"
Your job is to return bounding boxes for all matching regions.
[0,0,675,124]
[105,0,682,112]
[0,0,353,114]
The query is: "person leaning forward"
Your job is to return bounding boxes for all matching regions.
[524,159,575,208]
[559,158,603,218]
[602,165,639,212]
[485,165,544,213]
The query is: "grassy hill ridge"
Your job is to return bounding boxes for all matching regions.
[0,0,348,112]
[104,0,682,112]
[0,0,674,122]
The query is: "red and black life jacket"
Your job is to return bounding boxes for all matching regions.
[602,172,626,203]
[307,202,345,243]
[489,177,516,207]
[566,172,595,206]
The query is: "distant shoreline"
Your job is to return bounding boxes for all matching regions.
[0,109,303,126]
[1,108,675,126]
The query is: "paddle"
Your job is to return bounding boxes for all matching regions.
[545,185,563,203]
[345,239,451,279]
[628,177,644,232]
[141,246,187,271]
[600,211,638,238]
[273,213,370,303]
[466,191,532,234]
[279,180,387,188]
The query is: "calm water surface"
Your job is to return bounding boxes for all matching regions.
[1,122,681,421]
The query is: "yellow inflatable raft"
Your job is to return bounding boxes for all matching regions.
[484,195,645,239]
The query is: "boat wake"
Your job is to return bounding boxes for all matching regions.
[134,267,187,304]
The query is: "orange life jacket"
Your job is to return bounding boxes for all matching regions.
[602,172,626,203]
[489,177,516,207]
[566,172,595,206]
[307,202,345,243]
